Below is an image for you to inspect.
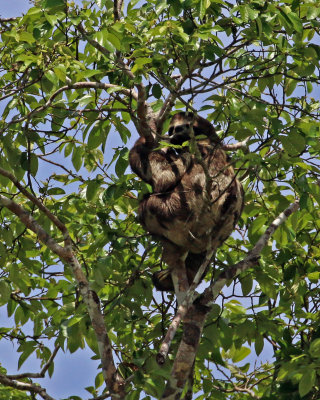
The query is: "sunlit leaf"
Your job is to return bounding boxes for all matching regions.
[232,346,251,363]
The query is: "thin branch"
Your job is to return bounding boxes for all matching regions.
[0,167,67,236]
[77,23,136,83]
[155,75,190,131]
[0,82,137,133]
[0,17,17,22]
[0,373,55,400]
[222,137,250,151]
[38,155,86,183]
[203,200,300,306]
[7,346,60,379]
[0,195,67,257]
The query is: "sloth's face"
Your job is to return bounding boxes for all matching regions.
[168,112,205,146]
[168,122,191,145]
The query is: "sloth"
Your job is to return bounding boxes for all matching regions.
[129,112,244,291]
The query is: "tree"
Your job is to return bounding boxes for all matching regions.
[0,0,320,398]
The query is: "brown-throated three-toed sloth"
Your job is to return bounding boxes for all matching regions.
[129,112,244,291]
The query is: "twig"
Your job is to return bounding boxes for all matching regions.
[222,137,250,151]
[0,167,67,236]
[7,346,60,379]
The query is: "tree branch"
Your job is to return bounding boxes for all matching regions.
[157,249,214,365]
[203,200,300,306]
[0,194,125,397]
[0,373,55,400]
[0,195,67,256]
[161,200,299,399]
[155,75,190,133]
[113,0,123,21]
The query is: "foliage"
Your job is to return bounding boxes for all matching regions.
[0,0,320,398]
[0,366,30,400]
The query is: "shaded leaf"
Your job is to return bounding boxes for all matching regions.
[299,369,316,397]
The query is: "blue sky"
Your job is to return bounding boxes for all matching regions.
[1,0,30,18]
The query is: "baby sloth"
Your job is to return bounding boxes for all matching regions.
[129,112,244,291]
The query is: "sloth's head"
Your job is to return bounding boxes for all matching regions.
[168,112,219,146]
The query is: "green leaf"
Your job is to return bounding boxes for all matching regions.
[30,153,39,176]
[285,78,297,96]
[18,343,36,369]
[78,94,94,107]
[0,281,11,305]
[248,215,267,243]
[44,0,65,8]
[112,118,131,143]
[115,149,129,177]
[255,17,263,37]
[72,146,83,171]
[45,70,59,86]
[279,132,306,155]
[152,84,162,99]
[273,225,295,247]
[47,187,66,195]
[309,338,320,357]
[44,13,59,26]
[94,372,104,389]
[240,274,253,296]
[107,33,121,51]
[258,275,278,299]
[255,335,264,356]
[306,6,320,19]
[54,65,67,82]
[232,346,251,363]
[87,125,103,149]
[299,369,316,397]
[18,31,35,44]
[199,0,210,19]
[86,180,101,201]
[20,152,38,176]
[300,192,313,212]
[287,12,303,33]
[132,57,152,73]
[14,305,29,326]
